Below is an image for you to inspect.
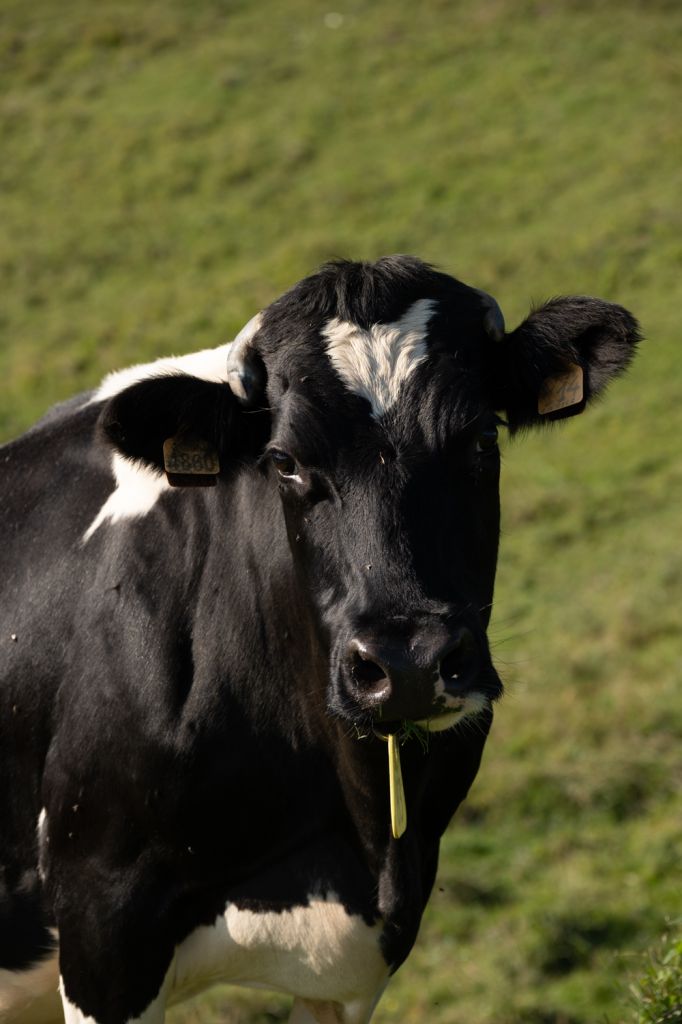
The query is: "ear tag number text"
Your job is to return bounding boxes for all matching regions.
[163,436,220,488]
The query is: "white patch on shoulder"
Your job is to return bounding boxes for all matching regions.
[0,946,59,1023]
[170,893,387,1007]
[91,345,230,405]
[83,454,169,543]
[91,314,263,405]
[82,316,261,541]
[323,299,437,418]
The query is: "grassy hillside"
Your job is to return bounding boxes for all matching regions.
[1,1,680,1021]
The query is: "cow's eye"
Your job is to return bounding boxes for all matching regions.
[270,450,298,478]
[476,427,498,453]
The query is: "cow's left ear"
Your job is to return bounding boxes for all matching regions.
[492,296,641,432]
[99,374,270,486]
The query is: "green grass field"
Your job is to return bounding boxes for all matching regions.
[1,1,680,1021]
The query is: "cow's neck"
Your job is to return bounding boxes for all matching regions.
[203,472,466,964]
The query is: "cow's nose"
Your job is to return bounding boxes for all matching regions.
[346,627,479,721]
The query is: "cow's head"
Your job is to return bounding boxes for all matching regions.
[101,257,639,735]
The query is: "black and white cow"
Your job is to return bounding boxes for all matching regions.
[0,257,639,1024]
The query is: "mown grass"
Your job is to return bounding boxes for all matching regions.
[1,1,681,1021]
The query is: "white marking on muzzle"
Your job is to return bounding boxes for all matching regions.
[417,690,488,732]
[323,299,437,417]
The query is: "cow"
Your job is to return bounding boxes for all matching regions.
[0,256,639,1024]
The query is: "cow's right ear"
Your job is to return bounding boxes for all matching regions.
[492,296,641,433]
[99,374,270,483]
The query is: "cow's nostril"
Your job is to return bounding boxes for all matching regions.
[350,650,387,688]
[439,628,477,682]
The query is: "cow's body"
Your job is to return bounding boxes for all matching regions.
[0,257,638,1024]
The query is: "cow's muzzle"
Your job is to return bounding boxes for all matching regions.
[344,625,482,725]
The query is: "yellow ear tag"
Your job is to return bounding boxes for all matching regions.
[163,436,220,488]
[387,733,407,839]
[538,363,584,416]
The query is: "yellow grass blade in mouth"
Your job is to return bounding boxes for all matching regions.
[388,732,407,839]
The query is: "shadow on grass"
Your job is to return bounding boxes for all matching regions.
[532,909,643,978]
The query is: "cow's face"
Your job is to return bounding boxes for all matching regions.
[102,257,639,734]
[246,277,505,732]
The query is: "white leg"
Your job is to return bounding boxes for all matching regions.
[289,992,385,1024]
[289,999,343,1024]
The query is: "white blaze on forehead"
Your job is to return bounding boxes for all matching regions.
[323,298,437,417]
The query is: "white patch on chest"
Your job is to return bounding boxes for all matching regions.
[170,895,387,1006]
[323,299,437,418]
[0,898,385,1023]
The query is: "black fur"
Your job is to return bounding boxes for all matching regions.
[495,295,641,432]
